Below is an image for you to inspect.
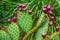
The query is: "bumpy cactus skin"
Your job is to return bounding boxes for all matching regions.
[35,19,48,40]
[0,30,11,40]
[7,23,20,40]
[53,36,59,40]
[17,11,33,32]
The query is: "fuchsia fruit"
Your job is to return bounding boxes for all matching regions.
[42,5,52,14]
[46,11,52,14]
[56,26,60,32]
[12,17,17,22]
[22,5,26,9]
[49,16,54,21]
[48,21,53,26]
[8,19,12,23]
[0,26,2,30]
[42,33,46,39]
[17,5,26,11]
[44,5,51,10]
[28,10,32,14]
[22,5,26,11]
[17,5,22,11]
[14,12,18,16]
[22,8,26,11]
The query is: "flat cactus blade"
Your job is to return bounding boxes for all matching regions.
[53,36,59,40]
[17,11,33,32]
[7,23,20,40]
[35,19,48,40]
[0,30,11,40]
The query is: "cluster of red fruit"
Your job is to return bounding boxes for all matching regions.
[8,5,32,24]
[42,5,60,39]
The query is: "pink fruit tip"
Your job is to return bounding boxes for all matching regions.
[42,33,46,39]
[12,17,17,22]
[22,8,26,11]
[22,5,26,8]
[17,5,22,11]
[56,26,59,32]
[44,5,51,10]
[14,12,18,16]
[46,11,52,14]
[8,19,12,24]
[49,16,54,21]
[48,21,53,26]
[28,10,32,14]
[0,26,2,30]
[17,5,22,8]
[22,5,26,11]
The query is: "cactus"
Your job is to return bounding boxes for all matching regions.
[17,11,33,32]
[7,23,20,40]
[0,0,60,40]
[0,30,11,40]
[35,18,48,40]
[53,36,59,40]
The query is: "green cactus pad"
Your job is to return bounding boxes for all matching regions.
[0,30,11,40]
[7,23,20,40]
[35,19,48,40]
[17,11,33,32]
[53,36,59,40]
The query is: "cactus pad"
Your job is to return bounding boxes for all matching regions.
[7,23,20,40]
[35,19,48,40]
[0,30,11,40]
[17,11,33,32]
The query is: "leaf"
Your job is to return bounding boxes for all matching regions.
[35,19,48,40]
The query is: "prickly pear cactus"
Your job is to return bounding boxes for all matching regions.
[0,30,11,40]
[7,23,20,40]
[35,19,48,40]
[17,11,33,32]
[0,0,60,40]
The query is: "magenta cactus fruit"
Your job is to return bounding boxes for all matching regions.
[46,11,52,14]
[22,8,26,11]
[42,33,46,39]
[17,5,22,11]
[56,26,59,32]
[22,5,26,8]
[17,5,26,11]
[12,17,17,22]
[48,21,53,26]
[22,5,26,11]
[49,16,54,21]
[0,26,2,30]
[42,5,52,14]
[8,19,12,23]
[44,5,51,10]
[14,12,18,16]
[28,10,32,14]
